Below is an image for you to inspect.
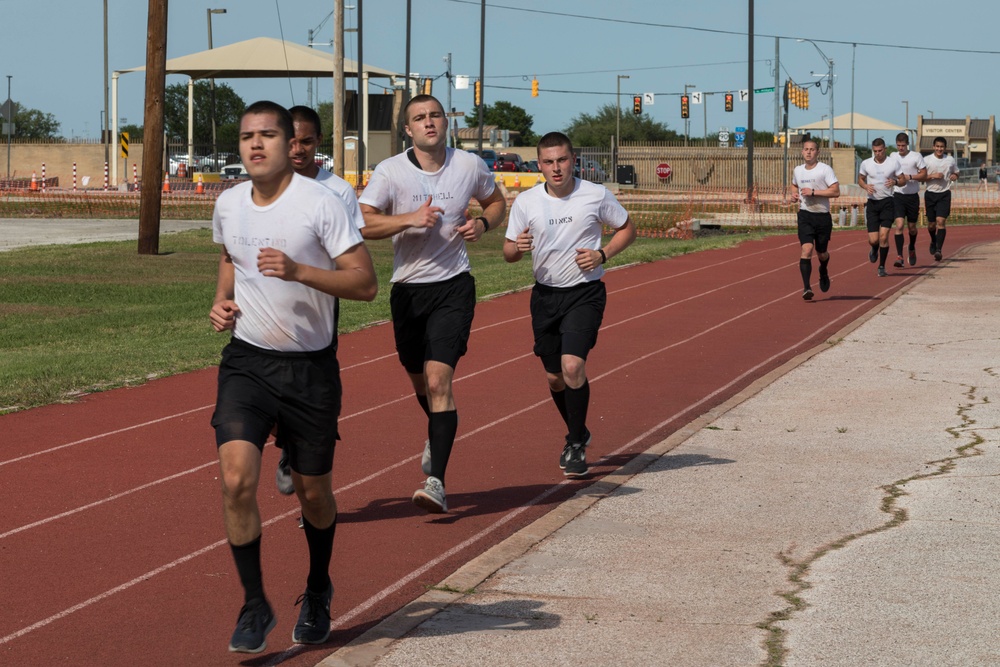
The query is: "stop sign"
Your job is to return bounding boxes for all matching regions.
[656,162,672,180]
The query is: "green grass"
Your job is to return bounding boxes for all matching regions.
[0,227,778,413]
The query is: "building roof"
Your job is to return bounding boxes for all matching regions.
[795,112,907,132]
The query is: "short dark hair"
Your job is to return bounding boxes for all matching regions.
[802,136,819,149]
[403,94,444,123]
[933,136,947,146]
[537,131,574,155]
[895,132,909,144]
[872,138,886,148]
[243,100,294,140]
[289,105,322,136]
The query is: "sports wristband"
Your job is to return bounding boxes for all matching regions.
[476,216,490,232]
[598,248,607,264]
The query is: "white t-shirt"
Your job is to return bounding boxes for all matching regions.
[792,162,838,213]
[506,179,629,288]
[893,150,926,195]
[359,147,497,284]
[212,173,364,352]
[315,168,365,229]
[923,154,959,193]
[859,155,901,201]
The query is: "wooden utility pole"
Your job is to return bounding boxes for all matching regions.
[138,0,168,255]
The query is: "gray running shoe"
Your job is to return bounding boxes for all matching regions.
[275,448,294,496]
[893,255,904,268]
[293,583,332,645]
[228,598,276,653]
[559,430,592,470]
[412,476,447,513]
[563,443,589,479]
[421,439,431,476]
[877,266,887,277]
[802,287,814,301]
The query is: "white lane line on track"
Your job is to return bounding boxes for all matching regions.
[0,258,911,648]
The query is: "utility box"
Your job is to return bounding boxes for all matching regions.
[616,164,635,185]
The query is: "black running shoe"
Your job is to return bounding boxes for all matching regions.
[229,598,276,654]
[819,272,830,293]
[559,429,591,470]
[893,255,904,268]
[934,250,943,261]
[908,249,916,266]
[868,246,878,263]
[877,266,887,277]
[293,583,333,645]
[802,287,814,301]
[563,442,589,478]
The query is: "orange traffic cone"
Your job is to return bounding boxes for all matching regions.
[513,173,521,188]
[30,171,38,191]
[162,172,170,193]
[195,173,204,195]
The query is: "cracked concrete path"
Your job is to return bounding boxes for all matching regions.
[0,218,210,252]
[324,241,1000,667]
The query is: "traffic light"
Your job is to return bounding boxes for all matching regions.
[681,94,690,119]
[531,78,539,97]
[474,79,481,106]
[801,86,809,110]
[633,95,642,115]
[422,78,432,96]
[724,92,733,112]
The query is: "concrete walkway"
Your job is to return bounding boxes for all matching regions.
[322,240,1000,667]
[0,218,210,252]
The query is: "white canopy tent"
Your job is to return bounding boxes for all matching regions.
[111,37,401,182]
[795,112,908,133]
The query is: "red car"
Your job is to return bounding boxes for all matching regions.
[496,153,526,172]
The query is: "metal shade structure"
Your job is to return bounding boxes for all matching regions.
[111,37,400,182]
[795,112,908,133]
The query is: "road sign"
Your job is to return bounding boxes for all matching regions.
[643,92,655,106]
[738,89,749,102]
[690,92,702,104]
[735,126,746,133]
[0,98,16,122]
[655,163,672,180]
[753,87,775,94]
[120,132,129,159]
[719,130,730,142]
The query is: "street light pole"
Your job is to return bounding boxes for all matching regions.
[207,8,227,166]
[798,39,833,149]
[616,74,629,184]
[104,0,109,165]
[6,75,11,179]
[902,100,909,143]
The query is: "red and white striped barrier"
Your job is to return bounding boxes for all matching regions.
[73,162,77,193]
[133,163,139,191]
[41,163,46,194]
[103,162,109,192]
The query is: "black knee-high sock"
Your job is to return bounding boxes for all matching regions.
[908,232,917,250]
[230,535,265,604]
[799,258,812,288]
[415,394,431,417]
[935,228,947,253]
[927,225,937,241]
[894,233,904,255]
[564,381,590,444]
[428,410,458,483]
[819,256,829,277]
[301,515,336,593]
[550,389,569,428]
[879,246,889,266]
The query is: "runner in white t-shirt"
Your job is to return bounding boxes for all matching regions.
[858,138,904,277]
[791,137,840,300]
[209,101,377,654]
[270,105,368,497]
[358,94,507,514]
[891,132,928,267]
[922,136,960,261]
[504,132,635,478]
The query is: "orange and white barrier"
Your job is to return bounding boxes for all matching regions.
[30,171,38,191]
[162,172,170,193]
[195,173,205,195]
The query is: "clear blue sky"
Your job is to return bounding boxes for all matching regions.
[1,0,997,146]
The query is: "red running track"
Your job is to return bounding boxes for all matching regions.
[2,226,997,666]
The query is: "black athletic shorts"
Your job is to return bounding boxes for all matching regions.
[530,280,607,374]
[865,197,895,232]
[893,192,920,223]
[924,190,951,222]
[390,271,476,375]
[796,210,833,252]
[211,338,340,476]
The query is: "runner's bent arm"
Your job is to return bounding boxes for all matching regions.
[360,197,443,240]
[209,247,239,332]
[257,242,378,302]
[576,218,637,272]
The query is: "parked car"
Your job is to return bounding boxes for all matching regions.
[168,154,202,175]
[220,163,248,180]
[314,152,334,171]
[523,159,539,172]
[197,153,238,172]
[467,148,501,170]
[575,156,608,183]
[497,153,526,172]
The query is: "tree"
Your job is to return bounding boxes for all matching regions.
[465,100,537,146]
[163,81,246,147]
[120,123,144,142]
[11,105,61,140]
[564,103,679,147]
